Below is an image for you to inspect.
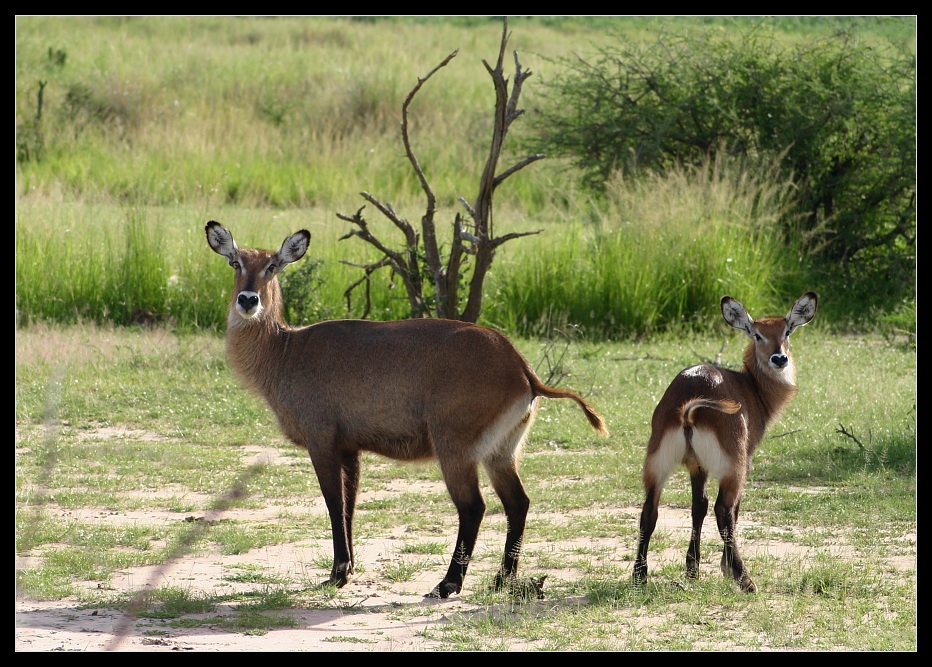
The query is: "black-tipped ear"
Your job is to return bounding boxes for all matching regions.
[277,230,310,266]
[721,296,754,337]
[206,221,237,260]
[786,292,818,334]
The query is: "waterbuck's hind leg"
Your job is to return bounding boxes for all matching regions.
[686,468,710,579]
[427,463,486,599]
[484,460,530,592]
[633,485,660,585]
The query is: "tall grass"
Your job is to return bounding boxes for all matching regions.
[16,16,597,209]
[484,152,802,338]
[16,150,811,338]
[15,16,915,337]
[21,16,908,211]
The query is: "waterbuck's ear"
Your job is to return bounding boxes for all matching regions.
[206,221,238,261]
[276,230,311,267]
[786,291,819,335]
[721,296,755,338]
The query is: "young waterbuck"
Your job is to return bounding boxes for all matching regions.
[206,221,609,599]
[632,292,818,593]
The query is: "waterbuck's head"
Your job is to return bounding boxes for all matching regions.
[721,292,819,385]
[206,220,310,327]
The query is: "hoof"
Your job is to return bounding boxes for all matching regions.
[326,563,352,589]
[425,580,460,599]
[492,571,513,592]
[326,574,350,589]
[632,564,648,586]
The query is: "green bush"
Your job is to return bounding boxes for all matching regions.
[528,19,916,319]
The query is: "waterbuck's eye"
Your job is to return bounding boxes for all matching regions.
[229,260,241,270]
[754,333,763,342]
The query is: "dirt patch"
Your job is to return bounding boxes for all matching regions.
[17,500,913,653]
[15,445,915,652]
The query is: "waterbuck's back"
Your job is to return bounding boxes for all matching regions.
[649,364,769,458]
[248,317,540,459]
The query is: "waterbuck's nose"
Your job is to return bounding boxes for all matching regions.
[770,353,789,369]
[237,293,260,312]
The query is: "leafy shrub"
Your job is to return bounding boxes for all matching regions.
[528,19,916,320]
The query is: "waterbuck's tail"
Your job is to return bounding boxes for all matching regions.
[531,378,609,436]
[680,398,742,428]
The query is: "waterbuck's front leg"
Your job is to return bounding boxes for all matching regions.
[309,450,355,587]
[714,483,757,593]
[340,450,361,581]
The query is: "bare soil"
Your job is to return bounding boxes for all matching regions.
[13,511,741,652]
[15,443,915,652]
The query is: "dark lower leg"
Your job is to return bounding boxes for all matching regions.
[310,456,352,588]
[428,497,485,599]
[714,493,756,593]
[486,466,530,590]
[341,451,361,578]
[686,470,709,578]
[428,465,486,599]
[633,486,659,584]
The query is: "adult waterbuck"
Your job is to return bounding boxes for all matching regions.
[632,292,818,593]
[206,221,609,599]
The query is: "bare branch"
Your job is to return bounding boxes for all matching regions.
[768,428,804,439]
[336,206,426,316]
[836,423,871,450]
[494,153,547,189]
[490,229,543,248]
[337,206,407,266]
[335,204,367,225]
[340,258,392,319]
[359,192,417,246]
[460,231,481,245]
[335,17,543,324]
[340,258,392,271]
[457,196,476,219]
[398,51,461,318]
[401,50,458,207]
[442,212,468,307]
[461,16,534,323]
[506,50,533,122]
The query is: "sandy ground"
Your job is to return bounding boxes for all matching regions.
[19,502,897,653]
[15,547,480,652]
[15,444,916,652]
[15,526,601,652]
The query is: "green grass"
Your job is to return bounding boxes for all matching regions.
[15,322,916,649]
[15,16,917,337]
[14,16,916,650]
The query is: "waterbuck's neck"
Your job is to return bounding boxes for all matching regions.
[225,283,294,399]
[742,341,799,427]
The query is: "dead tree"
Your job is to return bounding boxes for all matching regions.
[337,17,545,322]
